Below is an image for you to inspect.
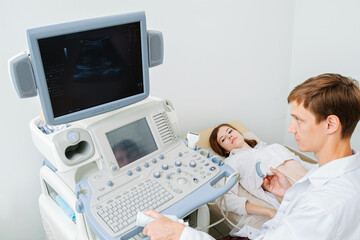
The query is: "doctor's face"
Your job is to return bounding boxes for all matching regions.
[288,101,326,153]
[217,126,248,153]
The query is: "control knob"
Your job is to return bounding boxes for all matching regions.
[153,172,161,178]
[162,164,169,170]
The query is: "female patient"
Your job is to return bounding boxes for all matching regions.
[209,123,313,219]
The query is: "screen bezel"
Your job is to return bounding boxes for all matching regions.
[27,11,150,125]
[90,113,163,174]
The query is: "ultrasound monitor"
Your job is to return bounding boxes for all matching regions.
[106,118,158,168]
[27,11,150,125]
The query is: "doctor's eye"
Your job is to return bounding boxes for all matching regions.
[293,117,300,123]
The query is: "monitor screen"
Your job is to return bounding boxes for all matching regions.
[27,12,149,125]
[106,118,158,168]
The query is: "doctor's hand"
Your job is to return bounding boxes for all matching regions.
[142,210,185,240]
[262,167,291,198]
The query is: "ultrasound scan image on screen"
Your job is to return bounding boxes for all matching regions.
[106,118,158,168]
[38,22,144,118]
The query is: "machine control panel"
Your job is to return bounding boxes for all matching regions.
[76,140,233,240]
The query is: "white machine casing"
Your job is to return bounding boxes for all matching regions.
[29,97,177,172]
[36,97,213,240]
[39,164,210,240]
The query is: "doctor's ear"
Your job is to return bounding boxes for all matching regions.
[325,115,341,134]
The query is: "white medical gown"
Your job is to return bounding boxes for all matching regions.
[223,142,309,215]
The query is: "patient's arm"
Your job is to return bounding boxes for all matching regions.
[222,190,276,219]
[222,190,248,215]
[245,202,276,219]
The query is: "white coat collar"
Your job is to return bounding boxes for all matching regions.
[306,150,360,187]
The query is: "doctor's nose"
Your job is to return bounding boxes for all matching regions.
[288,120,296,134]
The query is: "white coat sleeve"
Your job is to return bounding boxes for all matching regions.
[255,205,337,240]
[179,226,215,240]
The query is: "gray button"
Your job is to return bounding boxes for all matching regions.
[177,178,187,185]
[173,189,183,194]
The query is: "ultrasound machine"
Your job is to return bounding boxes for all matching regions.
[9,11,237,240]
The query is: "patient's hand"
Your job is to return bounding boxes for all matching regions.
[263,168,291,198]
[267,208,277,219]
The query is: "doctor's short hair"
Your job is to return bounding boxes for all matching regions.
[288,73,360,138]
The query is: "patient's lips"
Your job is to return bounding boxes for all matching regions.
[232,137,237,144]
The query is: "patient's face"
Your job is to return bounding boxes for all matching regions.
[288,101,326,154]
[217,126,250,153]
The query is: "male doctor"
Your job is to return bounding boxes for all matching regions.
[142,73,360,240]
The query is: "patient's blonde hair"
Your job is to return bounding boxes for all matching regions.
[209,123,257,157]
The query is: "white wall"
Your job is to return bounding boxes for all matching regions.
[1,0,325,239]
[285,0,360,154]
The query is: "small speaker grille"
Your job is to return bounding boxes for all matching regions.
[16,62,32,91]
[150,35,161,61]
[10,52,37,98]
[152,112,175,144]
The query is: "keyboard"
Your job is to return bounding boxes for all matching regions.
[96,179,174,233]
[75,140,234,240]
